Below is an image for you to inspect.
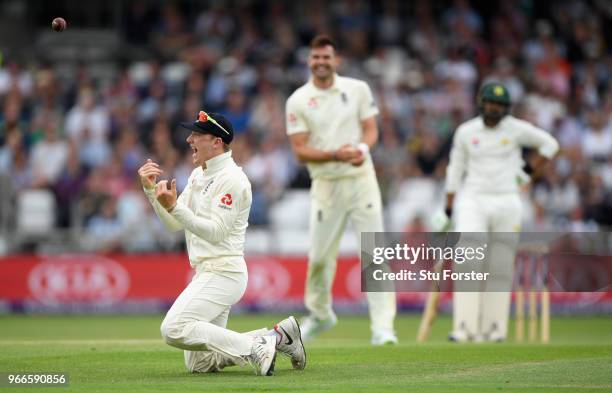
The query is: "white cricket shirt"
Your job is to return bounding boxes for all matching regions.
[144,151,252,273]
[286,74,379,180]
[446,115,559,194]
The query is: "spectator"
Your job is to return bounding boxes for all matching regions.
[249,80,286,138]
[0,99,27,145]
[0,129,22,174]
[83,196,123,252]
[29,121,68,188]
[582,110,612,164]
[54,143,87,227]
[153,4,193,60]
[0,61,33,98]
[442,0,483,36]
[220,89,251,136]
[65,89,110,144]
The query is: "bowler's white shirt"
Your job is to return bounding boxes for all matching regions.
[144,151,252,272]
[446,115,559,194]
[286,74,379,180]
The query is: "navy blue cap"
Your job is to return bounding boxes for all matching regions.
[179,111,234,144]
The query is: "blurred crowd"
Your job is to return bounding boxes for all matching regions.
[0,0,611,252]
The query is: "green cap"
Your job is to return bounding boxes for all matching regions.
[478,83,511,106]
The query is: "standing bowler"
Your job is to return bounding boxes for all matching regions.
[286,35,397,345]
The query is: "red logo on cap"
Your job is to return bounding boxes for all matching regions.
[198,111,208,122]
[221,193,233,206]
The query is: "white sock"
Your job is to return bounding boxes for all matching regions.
[267,327,282,345]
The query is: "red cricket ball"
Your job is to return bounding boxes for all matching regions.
[52,17,67,32]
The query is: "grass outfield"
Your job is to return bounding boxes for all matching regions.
[0,314,611,392]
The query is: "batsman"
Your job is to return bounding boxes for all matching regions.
[444,83,559,342]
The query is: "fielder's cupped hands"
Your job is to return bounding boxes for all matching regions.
[156,179,177,212]
[138,159,163,189]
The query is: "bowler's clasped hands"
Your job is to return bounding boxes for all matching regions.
[137,159,177,212]
[336,144,366,166]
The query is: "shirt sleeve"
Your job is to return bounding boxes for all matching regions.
[359,82,379,120]
[143,176,193,232]
[286,95,309,135]
[170,178,250,244]
[516,120,560,159]
[445,127,468,193]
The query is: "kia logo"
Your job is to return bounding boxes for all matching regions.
[28,255,130,305]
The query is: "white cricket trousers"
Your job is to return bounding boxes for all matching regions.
[453,192,521,340]
[306,172,396,334]
[160,263,265,373]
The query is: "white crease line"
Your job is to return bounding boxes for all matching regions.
[0,339,163,345]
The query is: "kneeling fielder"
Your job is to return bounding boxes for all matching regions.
[138,111,305,375]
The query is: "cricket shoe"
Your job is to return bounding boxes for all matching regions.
[448,329,475,343]
[448,322,475,343]
[371,329,398,345]
[274,316,307,370]
[485,334,506,343]
[300,314,337,342]
[482,324,505,343]
[245,336,277,376]
[484,332,505,343]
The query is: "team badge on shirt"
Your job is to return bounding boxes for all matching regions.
[471,137,480,147]
[288,113,297,126]
[307,97,318,109]
[501,138,510,145]
[219,193,233,209]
